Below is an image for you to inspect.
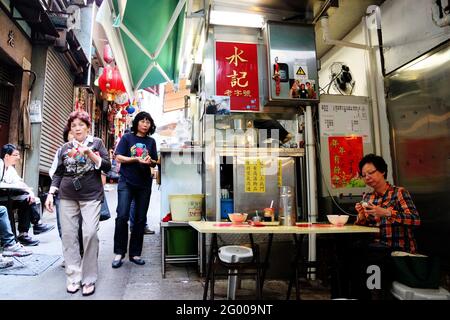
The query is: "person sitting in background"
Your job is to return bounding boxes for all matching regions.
[0,144,54,246]
[355,153,421,253]
[0,205,32,263]
[334,154,421,300]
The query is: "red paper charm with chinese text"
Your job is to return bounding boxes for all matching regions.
[328,136,364,188]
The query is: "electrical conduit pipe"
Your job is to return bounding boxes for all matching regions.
[305,105,318,280]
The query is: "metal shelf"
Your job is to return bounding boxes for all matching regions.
[160,222,202,278]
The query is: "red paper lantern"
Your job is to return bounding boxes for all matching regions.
[98,66,126,95]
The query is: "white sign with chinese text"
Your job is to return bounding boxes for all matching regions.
[29,100,42,123]
[319,102,372,143]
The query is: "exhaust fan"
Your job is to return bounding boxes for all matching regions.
[330,62,355,95]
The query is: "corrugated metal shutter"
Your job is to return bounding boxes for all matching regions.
[0,63,15,147]
[0,63,15,124]
[39,48,74,173]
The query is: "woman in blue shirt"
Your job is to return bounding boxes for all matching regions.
[112,112,157,268]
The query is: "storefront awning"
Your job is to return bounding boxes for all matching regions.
[96,0,186,98]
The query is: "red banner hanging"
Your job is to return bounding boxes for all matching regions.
[328,136,364,189]
[215,42,259,111]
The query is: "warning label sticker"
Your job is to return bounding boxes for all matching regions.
[294,61,308,81]
[296,67,306,76]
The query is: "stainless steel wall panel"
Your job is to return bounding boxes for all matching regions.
[385,42,450,261]
[386,42,450,194]
[381,0,450,74]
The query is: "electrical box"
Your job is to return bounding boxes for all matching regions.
[263,21,319,106]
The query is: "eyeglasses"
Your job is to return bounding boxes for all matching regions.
[361,169,378,178]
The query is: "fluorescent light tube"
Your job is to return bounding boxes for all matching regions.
[210,10,264,28]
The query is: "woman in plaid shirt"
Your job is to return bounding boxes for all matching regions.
[355,154,421,253]
[334,154,421,299]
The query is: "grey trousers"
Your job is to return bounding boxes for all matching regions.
[60,199,101,286]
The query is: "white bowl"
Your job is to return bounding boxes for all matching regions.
[327,215,349,226]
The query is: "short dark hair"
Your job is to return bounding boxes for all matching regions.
[66,111,91,130]
[131,111,156,136]
[1,144,17,159]
[359,154,388,179]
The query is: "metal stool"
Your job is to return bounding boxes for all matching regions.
[211,245,262,300]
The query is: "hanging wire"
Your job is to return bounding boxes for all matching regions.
[312,110,359,216]
[319,62,356,96]
[319,62,346,94]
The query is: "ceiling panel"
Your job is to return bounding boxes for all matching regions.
[315,0,385,58]
[212,0,385,58]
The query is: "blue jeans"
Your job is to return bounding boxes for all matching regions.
[113,180,152,257]
[0,206,16,247]
[129,200,148,229]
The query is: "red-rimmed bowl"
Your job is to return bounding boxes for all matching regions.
[228,213,248,224]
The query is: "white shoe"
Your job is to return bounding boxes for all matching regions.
[0,255,14,269]
[2,243,33,257]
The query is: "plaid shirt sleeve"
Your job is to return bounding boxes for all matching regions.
[388,187,421,226]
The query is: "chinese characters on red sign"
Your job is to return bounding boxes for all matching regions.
[328,136,365,188]
[216,42,259,111]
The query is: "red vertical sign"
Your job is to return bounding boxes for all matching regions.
[328,136,364,188]
[215,42,259,111]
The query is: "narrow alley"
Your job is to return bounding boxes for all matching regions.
[0,182,330,300]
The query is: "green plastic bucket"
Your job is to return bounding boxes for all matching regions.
[167,227,198,255]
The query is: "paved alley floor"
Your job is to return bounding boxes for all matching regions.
[0,182,330,300]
